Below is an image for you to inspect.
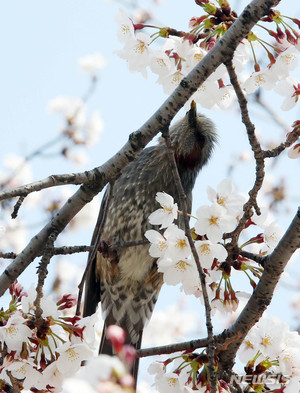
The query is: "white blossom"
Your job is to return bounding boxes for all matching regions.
[78,53,106,74]
[150,50,172,77]
[148,361,166,379]
[155,372,184,393]
[195,203,236,243]
[158,257,197,286]
[116,32,152,78]
[238,315,289,362]
[48,95,86,126]
[274,76,300,110]
[190,80,220,109]
[232,40,251,73]
[278,347,300,376]
[115,8,135,43]
[264,222,283,250]
[8,360,43,390]
[243,68,277,94]
[159,70,186,95]
[195,239,227,281]
[74,355,128,387]
[163,225,190,260]
[207,179,245,217]
[56,343,94,376]
[271,45,298,80]
[0,312,32,352]
[215,85,235,109]
[148,192,178,229]
[85,111,104,146]
[145,229,168,258]
[0,217,28,253]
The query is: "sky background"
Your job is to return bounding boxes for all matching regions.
[1,0,300,383]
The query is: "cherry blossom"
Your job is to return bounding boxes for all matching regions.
[195,203,236,243]
[7,360,43,390]
[116,32,152,78]
[148,192,178,229]
[163,225,191,260]
[158,257,197,286]
[0,312,32,352]
[207,179,245,217]
[85,111,104,146]
[149,50,172,77]
[243,68,277,94]
[263,222,284,250]
[78,53,106,74]
[271,45,299,80]
[56,343,94,376]
[115,8,135,43]
[48,95,86,127]
[144,229,168,258]
[274,76,300,110]
[155,372,184,393]
[195,239,227,273]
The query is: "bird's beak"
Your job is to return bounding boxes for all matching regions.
[188,100,197,127]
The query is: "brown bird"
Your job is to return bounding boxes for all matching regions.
[83,101,217,380]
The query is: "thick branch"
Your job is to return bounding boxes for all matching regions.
[0,0,279,296]
[218,207,300,373]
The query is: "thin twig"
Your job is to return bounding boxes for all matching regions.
[34,231,58,320]
[224,60,265,245]
[0,241,149,260]
[240,250,267,266]
[0,172,95,201]
[263,127,300,158]
[137,337,210,358]
[11,195,26,219]
[137,324,242,358]
[162,129,217,393]
[7,370,21,393]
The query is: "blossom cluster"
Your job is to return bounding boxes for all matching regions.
[148,315,300,393]
[115,4,300,111]
[0,281,97,392]
[64,325,136,393]
[236,314,300,391]
[149,352,231,393]
[48,94,104,166]
[45,52,106,166]
[145,179,283,314]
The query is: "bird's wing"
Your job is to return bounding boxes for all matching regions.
[82,184,111,317]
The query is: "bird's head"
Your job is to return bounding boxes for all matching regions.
[169,101,217,170]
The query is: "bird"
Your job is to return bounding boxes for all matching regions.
[83,101,217,381]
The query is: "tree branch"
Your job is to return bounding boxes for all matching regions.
[218,207,300,374]
[137,337,210,358]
